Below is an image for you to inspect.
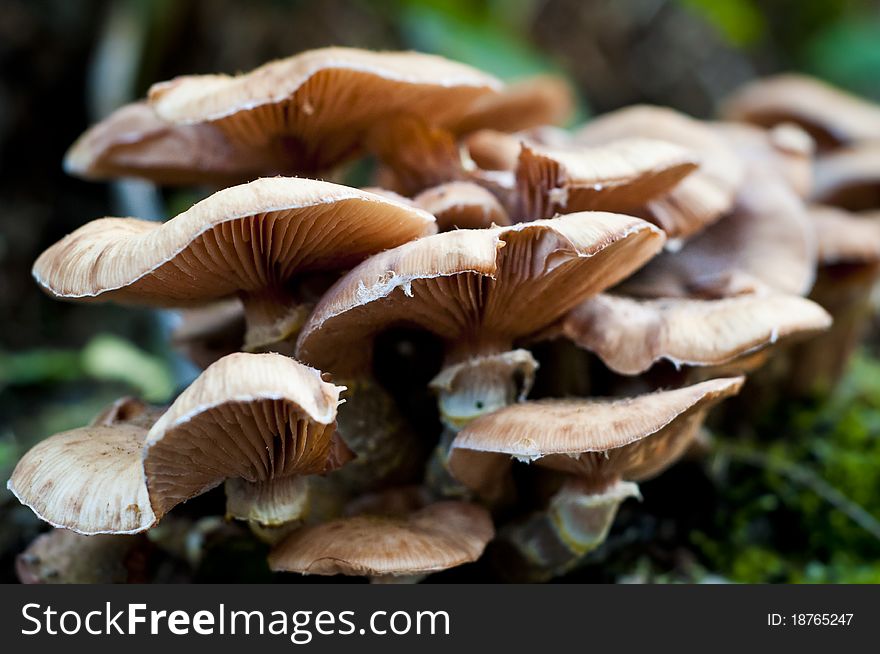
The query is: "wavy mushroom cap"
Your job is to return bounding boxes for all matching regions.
[575,105,744,239]
[7,353,346,534]
[622,171,817,299]
[296,212,665,376]
[813,143,880,211]
[810,205,880,266]
[558,293,831,375]
[516,138,698,220]
[452,74,575,134]
[268,501,493,577]
[449,377,743,501]
[63,102,284,185]
[33,177,434,305]
[721,74,880,149]
[148,47,501,172]
[414,181,510,230]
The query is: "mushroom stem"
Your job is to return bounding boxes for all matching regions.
[430,348,539,431]
[331,377,424,492]
[239,286,311,353]
[493,478,640,582]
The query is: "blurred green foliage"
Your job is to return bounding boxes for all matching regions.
[694,353,880,583]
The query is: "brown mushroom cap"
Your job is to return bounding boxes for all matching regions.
[33,178,435,349]
[296,212,665,377]
[171,299,246,368]
[720,74,880,149]
[448,377,743,501]
[451,74,575,134]
[575,105,745,239]
[810,205,880,266]
[414,181,510,230]
[148,47,501,173]
[622,171,817,299]
[268,501,493,577]
[63,102,285,185]
[556,292,831,375]
[7,353,346,534]
[516,138,698,219]
[813,143,880,211]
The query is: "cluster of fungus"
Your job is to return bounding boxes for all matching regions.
[10,48,880,583]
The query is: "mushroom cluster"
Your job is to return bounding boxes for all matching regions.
[12,47,878,583]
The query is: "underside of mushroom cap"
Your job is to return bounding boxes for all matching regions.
[575,105,745,239]
[148,47,501,172]
[720,74,880,148]
[558,292,832,375]
[268,501,493,577]
[63,102,287,185]
[516,138,698,220]
[33,177,435,305]
[448,377,743,500]
[296,211,665,377]
[7,353,347,535]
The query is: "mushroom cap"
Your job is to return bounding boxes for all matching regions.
[171,299,246,369]
[720,74,880,148]
[557,292,832,375]
[448,377,743,500]
[810,205,880,266]
[268,501,493,576]
[63,102,284,185]
[452,74,575,134]
[622,171,817,299]
[296,212,665,376]
[149,47,501,172]
[7,353,346,534]
[813,143,880,211]
[33,177,435,306]
[516,138,698,219]
[575,105,745,238]
[414,181,510,230]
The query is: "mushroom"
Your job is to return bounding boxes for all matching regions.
[268,501,493,583]
[451,74,575,135]
[782,205,880,395]
[171,298,246,369]
[32,177,435,352]
[7,353,348,534]
[551,292,831,376]
[447,377,744,581]
[16,529,152,584]
[297,212,664,494]
[413,181,510,230]
[621,163,817,300]
[298,212,665,430]
[574,105,745,240]
[516,138,698,220]
[63,102,287,186]
[149,48,500,174]
[721,74,880,149]
[813,142,880,211]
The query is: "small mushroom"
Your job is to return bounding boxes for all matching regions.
[7,353,348,534]
[516,138,698,219]
[813,142,880,211]
[171,298,246,369]
[575,105,745,239]
[268,501,493,582]
[448,377,743,580]
[552,292,831,376]
[33,177,435,351]
[721,74,880,149]
[413,181,510,230]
